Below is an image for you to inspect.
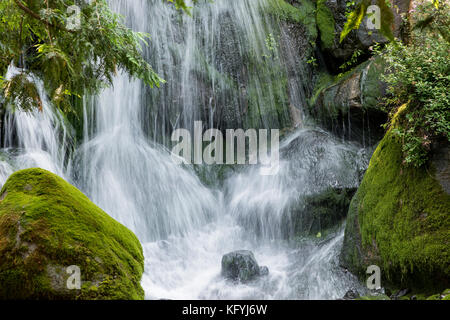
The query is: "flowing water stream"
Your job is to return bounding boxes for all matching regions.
[0,0,372,299]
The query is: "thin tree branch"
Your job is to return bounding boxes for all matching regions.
[14,0,75,34]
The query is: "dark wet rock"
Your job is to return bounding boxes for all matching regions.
[390,288,411,300]
[221,250,269,283]
[343,289,360,300]
[311,58,388,144]
[288,187,357,237]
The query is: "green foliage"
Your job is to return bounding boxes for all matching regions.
[338,48,363,72]
[340,0,394,43]
[167,0,197,14]
[306,56,318,67]
[377,0,394,41]
[0,168,144,299]
[340,0,370,42]
[413,0,450,43]
[0,0,192,114]
[2,72,43,112]
[262,33,278,59]
[378,3,450,167]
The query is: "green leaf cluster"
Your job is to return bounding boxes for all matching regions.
[0,0,191,114]
[379,2,450,167]
[340,0,395,42]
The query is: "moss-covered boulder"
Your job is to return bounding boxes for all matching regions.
[340,118,450,291]
[0,168,144,299]
[311,58,388,143]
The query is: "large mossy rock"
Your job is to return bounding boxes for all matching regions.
[0,168,144,299]
[340,122,450,291]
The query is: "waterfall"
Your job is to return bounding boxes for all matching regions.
[75,73,218,241]
[134,0,310,143]
[0,65,71,186]
[0,0,371,299]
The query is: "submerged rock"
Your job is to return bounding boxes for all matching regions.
[343,289,360,300]
[0,168,144,299]
[221,250,269,283]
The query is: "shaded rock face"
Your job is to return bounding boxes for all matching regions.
[0,168,144,300]
[312,59,388,144]
[288,187,357,237]
[340,127,450,291]
[221,250,269,283]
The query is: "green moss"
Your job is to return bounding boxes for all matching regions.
[309,72,335,107]
[341,111,450,291]
[316,0,335,49]
[443,289,450,300]
[361,57,386,111]
[356,295,391,300]
[310,62,367,110]
[310,59,386,119]
[0,168,144,299]
[243,48,291,130]
[265,0,317,40]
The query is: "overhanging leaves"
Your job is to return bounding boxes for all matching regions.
[340,0,370,43]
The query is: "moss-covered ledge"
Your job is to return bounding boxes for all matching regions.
[340,107,450,292]
[310,57,388,143]
[0,168,144,299]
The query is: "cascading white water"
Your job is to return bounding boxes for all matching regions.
[0,0,372,299]
[226,127,369,240]
[75,72,218,241]
[0,65,71,187]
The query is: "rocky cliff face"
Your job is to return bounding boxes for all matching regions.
[308,0,412,144]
